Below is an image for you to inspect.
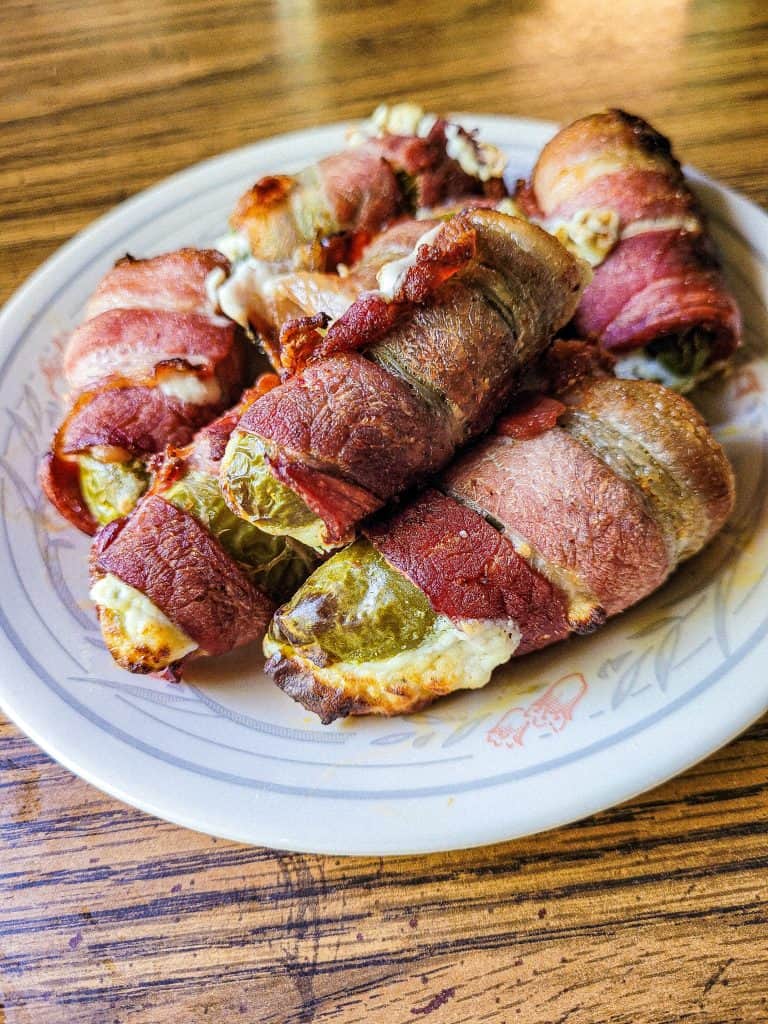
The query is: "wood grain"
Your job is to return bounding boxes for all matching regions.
[1,1,768,1021]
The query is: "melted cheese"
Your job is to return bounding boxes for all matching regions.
[495,197,526,219]
[344,616,518,691]
[205,265,227,311]
[376,223,444,299]
[621,214,702,240]
[215,230,252,263]
[157,369,222,405]
[547,208,620,267]
[348,102,438,146]
[90,574,198,668]
[88,444,132,463]
[444,123,507,183]
[206,258,281,327]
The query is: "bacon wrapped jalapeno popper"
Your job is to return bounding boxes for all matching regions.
[219,210,590,552]
[41,249,252,535]
[89,382,316,680]
[265,377,734,722]
[221,103,507,268]
[518,109,741,391]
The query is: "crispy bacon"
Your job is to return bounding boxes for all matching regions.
[496,394,567,440]
[279,217,478,372]
[319,147,403,234]
[537,339,616,397]
[369,119,505,208]
[271,458,383,545]
[276,313,332,377]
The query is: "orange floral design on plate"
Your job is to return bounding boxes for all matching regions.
[486,673,588,749]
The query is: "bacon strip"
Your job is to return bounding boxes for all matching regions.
[525,109,741,359]
[496,394,566,439]
[85,248,228,319]
[242,351,456,539]
[65,309,238,393]
[574,230,739,359]
[92,496,273,661]
[445,428,671,617]
[58,384,217,457]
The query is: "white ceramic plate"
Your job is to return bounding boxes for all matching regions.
[1,116,767,856]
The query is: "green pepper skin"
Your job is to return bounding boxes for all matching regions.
[220,431,328,550]
[164,470,315,602]
[269,540,437,664]
[646,329,712,382]
[79,455,149,526]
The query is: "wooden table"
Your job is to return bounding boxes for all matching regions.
[2,2,768,1020]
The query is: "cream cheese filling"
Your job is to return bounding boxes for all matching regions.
[443,122,507,183]
[90,574,198,664]
[157,369,222,405]
[347,102,438,146]
[346,103,507,183]
[545,208,621,267]
[205,258,283,328]
[542,209,704,269]
[376,223,444,300]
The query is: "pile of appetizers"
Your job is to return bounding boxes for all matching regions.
[41,104,739,722]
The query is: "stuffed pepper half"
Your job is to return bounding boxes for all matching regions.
[222,102,507,267]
